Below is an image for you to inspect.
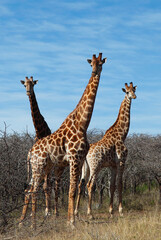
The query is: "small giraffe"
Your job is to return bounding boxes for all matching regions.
[19,53,107,228]
[75,82,137,219]
[21,77,53,216]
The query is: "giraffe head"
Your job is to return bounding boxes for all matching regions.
[122,82,137,99]
[21,76,38,96]
[87,53,107,76]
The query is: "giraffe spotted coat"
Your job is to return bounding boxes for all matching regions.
[19,53,106,228]
[75,82,137,218]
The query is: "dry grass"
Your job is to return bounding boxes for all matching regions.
[1,190,161,240]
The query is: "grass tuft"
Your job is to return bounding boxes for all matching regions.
[1,189,161,240]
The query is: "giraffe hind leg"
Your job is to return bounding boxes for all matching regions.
[43,157,54,217]
[43,174,52,217]
[54,167,64,217]
[19,184,34,227]
[54,178,60,217]
[74,178,85,217]
[87,176,96,220]
[31,175,43,229]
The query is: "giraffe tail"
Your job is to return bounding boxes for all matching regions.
[81,158,90,183]
[27,149,31,183]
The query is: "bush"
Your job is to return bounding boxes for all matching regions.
[0,126,161,233]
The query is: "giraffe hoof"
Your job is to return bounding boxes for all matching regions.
[109,208,114,218]
[119,207,123,217]
[74,210,79,218]
[67,221,76,230]
[119,213,124,217]
[45,208,52,217]
[55,212,59,218]
[44,212,52,220]
[18,222,23,229]
[45,212,51,217]
[31,223,36,230]
[88,214,94,220]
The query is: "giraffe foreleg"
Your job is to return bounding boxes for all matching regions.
[109,166,117,217]
[116,144,128,216]
[87,175,96,219]
[19,185,33,227]
[29,155,48,228]
[74,178,84,217]
[68,158,82,227]
[31,175,42,229]
[54,167,64,217]
[43,157,54,217]
[43,174,52,217]
[117,164,125,216]
[75,160,89,217]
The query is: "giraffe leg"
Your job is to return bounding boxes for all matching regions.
[75,159,89,217]
[31,191,37,229]
[116,144,127,216]
[117,163,125,217]
[74,179,85,217]
[29,156,48,228]
[31,177,42,229]
[19,185,33,226]
[87,176,96,219]
[43,158,54,217]
[54,167,64,217]
[54,179,60,217]
[109,167,117,217]
[43,174,52,217]
[68,161,81,227]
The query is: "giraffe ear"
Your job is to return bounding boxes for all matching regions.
[122,88,126,93]
[87,59,92,65]
[134,86,137,91]
[20,80,25,85]
[102,58,107,64]
[33,80,38,85]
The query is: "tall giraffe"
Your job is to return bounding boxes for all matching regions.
[75,82,137,219]
[21,77,53,216]
[19,53,107,227]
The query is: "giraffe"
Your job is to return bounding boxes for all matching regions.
[21,77,51,140]
[19,53,107,228]
[74,82,137,219]
[21,77,53,217]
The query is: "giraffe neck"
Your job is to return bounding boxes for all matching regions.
[29,91,51,140]
[105,95,131,141]
[72,73,101,131]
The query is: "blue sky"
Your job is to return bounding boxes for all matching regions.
[0,0,161,136]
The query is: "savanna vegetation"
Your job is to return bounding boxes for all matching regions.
[0,125,161,239]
